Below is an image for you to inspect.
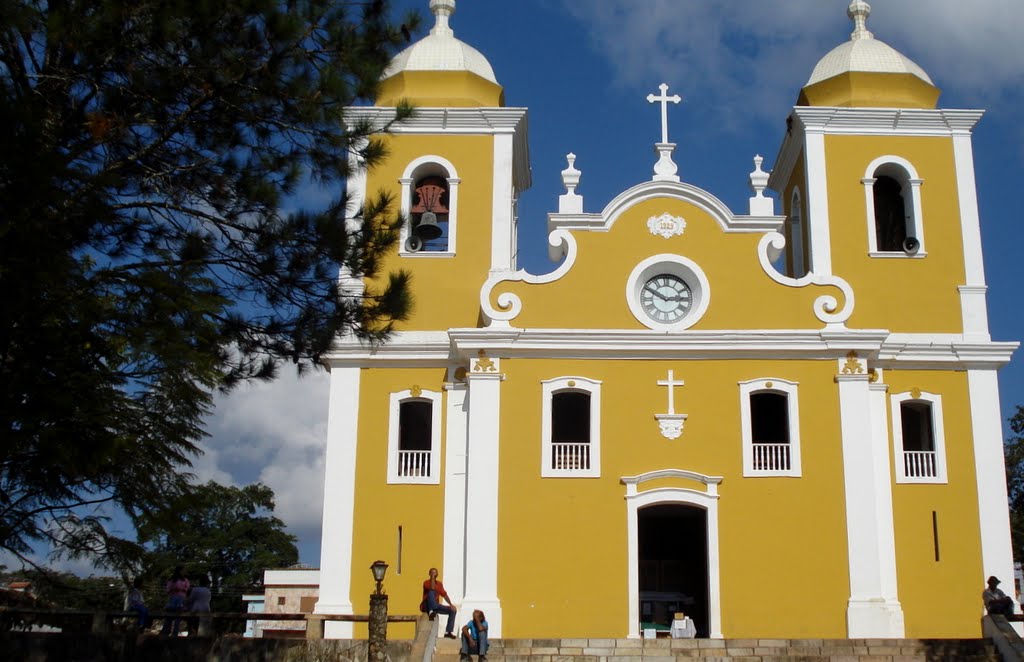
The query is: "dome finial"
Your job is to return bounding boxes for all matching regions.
[429,0,455,37]
[848,1,873,41]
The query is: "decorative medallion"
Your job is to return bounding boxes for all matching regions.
[911,387,922,400]
[868,369,879,383]
[841,351,864,375]
[647,212,686,239]
[410,385,422,398]
[656,414,687,440]
[453,367,467,382]
[473,349,497,373]
[567,380,576,387]
[765,381,774,389]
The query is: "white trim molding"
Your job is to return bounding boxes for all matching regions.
[398,155,459,257]
[862,155,926,258]
[315,366,361,637]
[738,378,802,477]
[541,376,602,478]
[890,390,948,484]
[757,233,855,329]
[442,378,468,603]
[621,469,723,639]
[625,254,711,331]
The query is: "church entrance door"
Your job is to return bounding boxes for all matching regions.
[637,504,709,638]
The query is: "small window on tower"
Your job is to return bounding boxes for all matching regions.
[408,176,450,252]
[873,175,907,252]
[863,157,924,257]
[387,389,442,484]
[892,390,947,484]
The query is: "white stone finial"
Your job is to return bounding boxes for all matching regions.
[559,153,583,214]
[848,1,873,41]
[430,0,455,37]
[748,155,774,216]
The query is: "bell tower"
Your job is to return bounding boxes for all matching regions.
[344,0,531,332]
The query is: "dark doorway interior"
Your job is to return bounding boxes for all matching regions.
[638,504,709,637]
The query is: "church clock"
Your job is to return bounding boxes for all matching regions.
[640,274,693,323]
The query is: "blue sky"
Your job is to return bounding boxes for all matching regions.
[192,1,1024,566]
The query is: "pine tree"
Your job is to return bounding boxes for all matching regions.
[0,0,418,564]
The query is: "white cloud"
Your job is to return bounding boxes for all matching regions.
[557,0,1024,126]
[199,368,330,545]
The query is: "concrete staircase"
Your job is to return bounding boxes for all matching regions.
[430,635,1000,661]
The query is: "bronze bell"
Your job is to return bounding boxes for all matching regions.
[413,211,443,242]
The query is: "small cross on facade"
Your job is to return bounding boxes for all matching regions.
[647,83,682,145]
[657,369,685,415]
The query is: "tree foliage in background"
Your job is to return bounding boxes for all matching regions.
[137,482,298,613]
[0,0,418,564]
[1005,406,1024,563]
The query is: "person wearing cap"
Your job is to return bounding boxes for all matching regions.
[983,576,1015,616]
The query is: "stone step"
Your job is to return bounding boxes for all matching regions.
[430,637,998,661]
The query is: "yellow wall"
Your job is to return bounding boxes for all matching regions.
[377,70,504,108]
[350,366,449,639]
[365,134,496,331]
[885,370,984,637]
[495,358,849,638]
[497,198,831,331]
[824,134,966,333]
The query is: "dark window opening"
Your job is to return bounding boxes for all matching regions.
[398,400,432,477]
[900,402,934,452]
[750,392,789,443]
[873,175,907,252]
[411,175,450,252]
[551,391,590,470]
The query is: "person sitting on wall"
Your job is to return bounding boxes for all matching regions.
[983,575,1015,616]
[421,567,458,639]
[460,609,488,662]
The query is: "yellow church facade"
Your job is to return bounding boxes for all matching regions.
[316,0,1017,641]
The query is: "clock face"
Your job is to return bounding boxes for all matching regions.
[641,274,693,323]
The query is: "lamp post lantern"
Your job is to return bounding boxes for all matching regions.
[368,561,390,662]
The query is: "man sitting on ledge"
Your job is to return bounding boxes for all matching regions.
[983,575,1024,621]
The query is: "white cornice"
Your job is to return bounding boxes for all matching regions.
[768,107,984,193]
[344,106,531,192]
[324,328,1016,368]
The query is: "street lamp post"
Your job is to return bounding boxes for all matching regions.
[368,561,389,662]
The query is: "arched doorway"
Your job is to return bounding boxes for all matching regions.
[623,469,722,638]
[638,504,709,637]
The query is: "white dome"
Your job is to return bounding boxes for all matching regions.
[383,0,497,84]
[807,37,932,87]
[805,1,932,87]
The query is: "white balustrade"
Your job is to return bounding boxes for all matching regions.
[903,450,937,478]
[752,442,791,472]
[397,450,431,477]
[551,442,591,471]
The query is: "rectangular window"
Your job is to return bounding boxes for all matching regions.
[541,377,601,478]
[893,391,947,483]
[387,390,442,484]
[740,379,802,477]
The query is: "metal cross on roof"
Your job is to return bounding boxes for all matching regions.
[647,83,682,145]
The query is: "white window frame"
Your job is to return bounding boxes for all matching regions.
[862,155,925,258]
[891,390,947,484]
[387,389,442,484]
[541,376,601,478]
[398,155,460,258]
[739,378,802,477]
[789,187,806,278]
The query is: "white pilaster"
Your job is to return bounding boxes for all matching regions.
[490,133,516,272]
[803,130,833,276]
[442,379,469,602]
[315,364,361,638]
[868,376,904,632]
[953,133,991,341]
[837,357,904,637]
[969,369,1017,609]
[462,353,503,635]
